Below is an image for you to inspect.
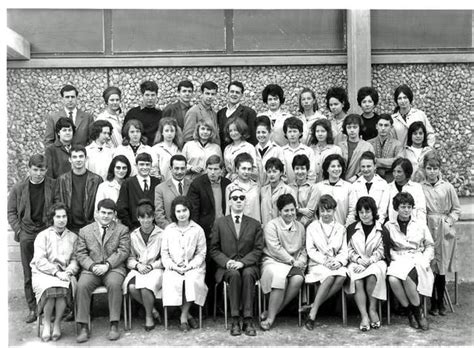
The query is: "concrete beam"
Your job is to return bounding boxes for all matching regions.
[7,28,30,61]
[346,10,371,114]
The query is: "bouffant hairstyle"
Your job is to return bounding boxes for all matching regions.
[283,116,303,137]
[391,157,413,179]
[55,117,76,136]
[102,86,122,104]
[256,115,272,132]
[89,120,113,141]
[309,118,334,145]
[276,193,297,211]
[170,196,192,223]
[406,121,428,148]
[225,117,250,143]
[298,87,319,114]
[325,87,350,113]
[292,154,310,170]
[357,86,379,106]
[322,154,346,180]
[262,84,285,104]
[106,155,132,181]
[355,196,379,222]
[392,191,415,211]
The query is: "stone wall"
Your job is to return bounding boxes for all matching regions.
[7,63,472,195]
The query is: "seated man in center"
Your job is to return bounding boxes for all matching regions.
[210,187,264,336]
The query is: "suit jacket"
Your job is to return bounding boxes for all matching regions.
[7,177,57,241]
[154,178,191,229]
[217,104,257,151]
[117,176,161,230]
[44,108,94,147]
[210,214,264,283]
[187,174,231,239]
[75,221,130,277]
[45,140,71,179]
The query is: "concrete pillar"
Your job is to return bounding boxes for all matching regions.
[346,10,371,114]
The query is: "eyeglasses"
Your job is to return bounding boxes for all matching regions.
[230,195,246,201]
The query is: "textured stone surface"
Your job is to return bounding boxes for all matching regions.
[6,64,472,196]
[372,64,473,196]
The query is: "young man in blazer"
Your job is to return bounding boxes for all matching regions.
[7,154,56,323]
[154,154,190,229]
[217,81,257,151]
[162,80,194,130]
[44,84,94,147]
[210,187,264,336]
[75,199,130,343]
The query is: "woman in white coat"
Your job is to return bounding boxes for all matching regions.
[304,194,347,330]
[30,203,79,342]
[161,196,207,332]
[383,191,434,331]
[123,199,164,331]
[346,197,387,331]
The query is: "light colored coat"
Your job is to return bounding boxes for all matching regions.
[422,179,461,275]
[387,180,427,223]
[345,222,387,300]
[281,143,317,184]
[260,181,297,227]
[311,144,342,183]
[94,179,122,212]
[154,178,191,229]
[31,227,79,302]
[95,110,125,148]
[255,141,285,185]
[350,174,390,225]
[181,140,222,181]
[260,217,307,294]
[85,142,115,181]
[314,179,356,227]
[398,146,433,183]
[161,221,208,306]
[289,181,318,227]
[305,219,348,284]
[123,226,164,298]
[391,108,435,147]
[223,141,258,180]
[257,109,292,147]
[338,139,375,181]
[151,142,180,181]
[385,219,434,297]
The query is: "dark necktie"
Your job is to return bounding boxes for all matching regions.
[144,179,149,191]
[178,181,183,195]
[235,216,240,224]
[102,225,108,243]
[365,182,373,193]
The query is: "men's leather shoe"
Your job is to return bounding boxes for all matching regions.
[25,310,37,323]
[76,326,89,343]
[230,322,242,336]
[242,321,256,336]
[107,323,120,341]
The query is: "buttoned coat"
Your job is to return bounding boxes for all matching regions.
[154,178,191,229]
[210,215,264,283]
[75,220,130,277]
[44,108,94,147]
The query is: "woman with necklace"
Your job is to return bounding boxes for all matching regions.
[296,87,326,145]
[161,196,207,332]
[123,199,164,331]
[304,194,347,330]
[326,87,350,144]
[391,84,435,148]
[31,203,79,342]
[96,86,125,148]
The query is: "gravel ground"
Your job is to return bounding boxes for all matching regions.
[8,282,474,346]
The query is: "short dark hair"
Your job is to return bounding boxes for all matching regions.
[225,117,250,143]
[394,84,414,105]
[135,152,153,164]
[97,198,117,212]
[256,115,272,132]
[276,193,296,211]
[298,87,319,114]
[170,154,187,168]
[292,154,310,170]
[177,80,194,92]
[342,114,363,136]
[407,121,428,147]
[234,152,254,169]
[106,155,132,181]
[136,198,155,218]
[170,196,192,223]
[69,144,87,157]
[318,194,337,211]
[47,202,69,226]
[60,84,78,97]
[262,84,285,104]
[122,119,147,145]
[28,154,47,168]
[309,118,334,145]
[322,154,346,180]
[355,196,379,222]
[377,113,394,125]
[206,154,223,168]
[89,120,113,141]
[360,151,376,164]
[228,81,244,93]
[201,81,218,93]
[140,80,158,94]
[265,157,284,172]
[326,87,350,113]
[357,86,379,106]
[423,151,441,169]
[55,117,76,136]
[392,157,413,178]
[392,191,415,211]
[102,86,122,103]
[283,116,303,137]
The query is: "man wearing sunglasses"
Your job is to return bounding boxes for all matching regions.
[210,187,264,337]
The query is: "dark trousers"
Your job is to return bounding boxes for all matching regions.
[222,267,258,318]
[20,237,36,311]
[76,271,124,324]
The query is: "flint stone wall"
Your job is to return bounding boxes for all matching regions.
[7,63,472,195]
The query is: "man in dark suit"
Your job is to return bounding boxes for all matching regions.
[154,154,190,229]
[117,152,160,230]
[75,199,130,343]
[210,187,264,336]
[44,84,94,146]
[7,154,56,323]
[217,81,257,151]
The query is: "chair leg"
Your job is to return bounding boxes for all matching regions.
[213,283,218,322]
[164,307,168,330]
[423,296,427,318]
[199,305,202,329]
[454,272,458,305]
[444,287,454,313]
[378,299,382,324]
[341,289,347,326]
[36,314,41,337]
[298,288,302,327]
[387,284,391,325]
[223,282,228,330]
[128,293,132,330]
[257,282,262,320]
[123,295,128,331]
